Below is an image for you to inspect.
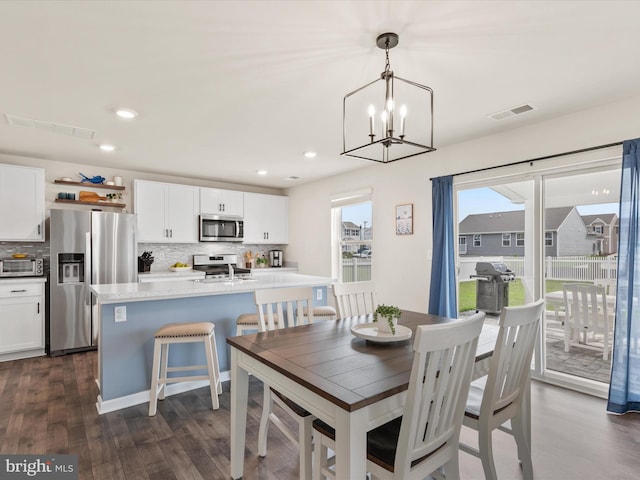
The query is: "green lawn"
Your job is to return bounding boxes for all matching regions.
[458,279,572,312]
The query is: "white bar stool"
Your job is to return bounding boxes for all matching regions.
[149,321,222,416]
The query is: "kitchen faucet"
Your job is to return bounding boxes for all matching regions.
[228,263,234,281]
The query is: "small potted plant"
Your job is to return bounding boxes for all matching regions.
[256,255,269,268]
[373,304,402,334]
[106,192,123,203]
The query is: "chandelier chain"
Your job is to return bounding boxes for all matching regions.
[384,40,391,73]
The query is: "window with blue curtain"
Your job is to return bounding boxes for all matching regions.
[608,138,640,414]
[429,175,457,317]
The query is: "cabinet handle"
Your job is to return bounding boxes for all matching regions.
[11,289,27,293]
[38,302,40,314]
[170,229,173,238]
[222,203,225,211]
[38,224,41,235]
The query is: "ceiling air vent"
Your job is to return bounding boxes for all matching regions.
[5,113,95,139]
[488,104,534,121]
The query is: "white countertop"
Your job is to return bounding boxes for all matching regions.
[91,272,333,304]
[250,267,298,273]
[0,277,47,283]
[138,268,205,282]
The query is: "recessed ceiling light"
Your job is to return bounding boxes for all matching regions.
[256,170,268,176]
[99,144,117,152]
[304,151,317,158]
[114,108,138,119]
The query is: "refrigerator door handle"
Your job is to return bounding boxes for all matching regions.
[85,231,92,305]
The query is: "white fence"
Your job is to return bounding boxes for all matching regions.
[459,255,617,282]
[342,258,372,282]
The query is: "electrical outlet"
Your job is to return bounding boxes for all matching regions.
[316,288,323,301]
[114,305,127,322]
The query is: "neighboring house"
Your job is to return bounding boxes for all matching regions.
[342,221,360,240]
[458,207,617,256]
[581,213,619,255]
[341,221,373,254]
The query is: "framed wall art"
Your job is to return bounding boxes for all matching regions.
[395,204,413,235]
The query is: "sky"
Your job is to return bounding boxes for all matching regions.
[341,202,372,227]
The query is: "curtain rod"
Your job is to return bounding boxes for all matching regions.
[429,140,624,181]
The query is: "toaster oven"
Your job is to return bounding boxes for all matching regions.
[0,257,44,277]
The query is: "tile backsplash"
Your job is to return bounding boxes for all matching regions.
[138,243,287,271]
[1,241,286,275]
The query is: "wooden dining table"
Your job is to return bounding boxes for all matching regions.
[227,310,500,479]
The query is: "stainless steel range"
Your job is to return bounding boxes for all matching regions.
[193,254,251,279]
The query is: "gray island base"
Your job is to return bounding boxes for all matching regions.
[91,272,332,414]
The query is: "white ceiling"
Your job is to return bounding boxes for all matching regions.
[1,1,640,189]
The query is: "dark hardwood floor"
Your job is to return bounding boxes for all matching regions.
[1,351,639,479]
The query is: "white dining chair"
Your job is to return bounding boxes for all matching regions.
[312,312,486,480]
[254,286,316,480]
[332,281,377,318]
[459,299,545,480]
[563,283,613,360]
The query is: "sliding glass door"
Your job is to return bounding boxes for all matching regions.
[455,156,621,397]
[542,167,619,387]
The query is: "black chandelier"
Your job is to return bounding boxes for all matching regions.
[341,33,435,163]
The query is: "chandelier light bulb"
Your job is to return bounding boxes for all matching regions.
[400,104,407,137]
[368,105,375,136]
[380,110,388,137]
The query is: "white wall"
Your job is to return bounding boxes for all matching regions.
[286,94,640,312]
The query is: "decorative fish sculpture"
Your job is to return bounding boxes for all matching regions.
[79,173,106,184]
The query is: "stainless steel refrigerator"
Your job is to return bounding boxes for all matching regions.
[49,209,137,355]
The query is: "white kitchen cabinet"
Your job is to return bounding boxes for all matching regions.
[0,279,45,361]
[134,180,199,243]
[200,187,243,216]
[243,192,288,244]
[0,163,44,241]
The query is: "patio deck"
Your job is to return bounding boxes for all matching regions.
[463,310,611,385]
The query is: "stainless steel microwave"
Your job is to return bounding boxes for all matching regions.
[0,257,44,277]
[199,214,244,242]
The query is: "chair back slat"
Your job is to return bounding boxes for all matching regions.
[393,312,486,477]
[332,282,377,318]
[254,287,315,332]
[484,299,544,415]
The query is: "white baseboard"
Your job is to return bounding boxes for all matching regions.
[96,369,231,414]
[0,349,45,363]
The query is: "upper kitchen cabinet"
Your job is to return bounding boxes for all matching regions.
[243,192,288,244]
[200,187,243,216]
[134,180,199,243]
[0,164,44,241]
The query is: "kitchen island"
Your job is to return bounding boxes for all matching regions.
[91,272,333,414]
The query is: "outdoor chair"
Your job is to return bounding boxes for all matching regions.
[563,283,614,360]
[460,299,545,480]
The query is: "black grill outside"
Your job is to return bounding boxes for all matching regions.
[471,262,515,314]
